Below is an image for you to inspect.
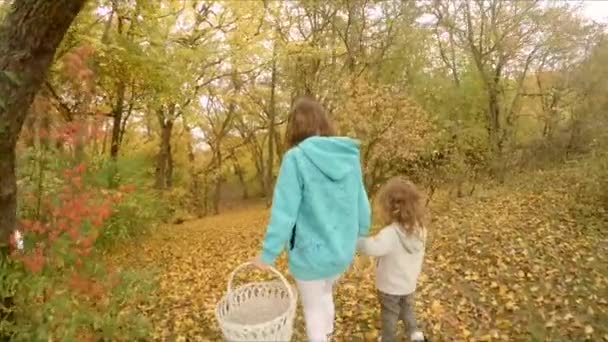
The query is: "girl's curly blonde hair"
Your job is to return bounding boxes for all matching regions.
[377,177,427,235]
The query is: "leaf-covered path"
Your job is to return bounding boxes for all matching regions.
[112,172,607,341]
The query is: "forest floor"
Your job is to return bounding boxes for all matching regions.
[110,165,607,341]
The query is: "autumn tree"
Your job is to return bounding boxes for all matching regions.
[567,34,608,152]
[429,1,538,153]
[521,8,603,143]
[336,76,436,193]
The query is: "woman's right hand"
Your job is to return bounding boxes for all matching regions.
[250,256,270,270]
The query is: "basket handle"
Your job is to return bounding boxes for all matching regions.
[227,262,295,300]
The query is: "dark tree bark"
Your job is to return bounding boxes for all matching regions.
[155,105,175,189]
[0,0,87,253]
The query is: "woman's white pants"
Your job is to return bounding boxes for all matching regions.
[296,276,339,342]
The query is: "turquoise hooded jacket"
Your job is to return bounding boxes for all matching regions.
[260,136,371,280]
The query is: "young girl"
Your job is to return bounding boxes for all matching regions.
[357,177,427,342]
[254,97,371,342]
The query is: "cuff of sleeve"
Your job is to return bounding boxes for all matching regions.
[260,249,277,265]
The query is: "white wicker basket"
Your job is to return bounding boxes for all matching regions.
[216,262,297,341]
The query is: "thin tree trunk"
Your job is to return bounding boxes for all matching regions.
[92,118,100,156]
[110,80,125,159]
[274,129,284,163]
[0,0,86,252]
[266,43,277,207]
[231,155,249,200]
[257,166,267,197]
[154,110,166,189]
[40,111,51,150]
[213,146,222,215]
[24,114,36,147]
[108,79,125,187]
[166,136,173,188]
[487,86,501,154]
[250,139,266,197]
[74,125,86,163]
[567,117,582,154]
[101,120,109,156]
[202,173,210,216]
[255,157,266,197]
[186,126,203,217]
[35,144,47,221]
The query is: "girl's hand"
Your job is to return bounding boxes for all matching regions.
[250,256,270,270]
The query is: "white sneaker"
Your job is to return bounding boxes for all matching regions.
[411,331,425,341]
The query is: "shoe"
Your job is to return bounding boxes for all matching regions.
[411,331,425,341]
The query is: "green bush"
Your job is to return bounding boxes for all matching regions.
[2,259,154,341]
[0,257,19,338]
[576,152,608,218]
[90,153,154,190]
[97,187,170,248]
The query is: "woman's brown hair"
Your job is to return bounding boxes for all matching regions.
[285,96,335,148]
[377,177,427,235]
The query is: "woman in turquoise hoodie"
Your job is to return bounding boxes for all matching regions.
[255,97,371,341]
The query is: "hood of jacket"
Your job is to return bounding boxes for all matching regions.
[296,136,361,181]
[394,225,425,254]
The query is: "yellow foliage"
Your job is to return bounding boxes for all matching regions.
[334,76,437,188]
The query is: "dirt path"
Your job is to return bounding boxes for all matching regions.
[113,176,607,341]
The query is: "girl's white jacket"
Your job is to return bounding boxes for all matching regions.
[357,223,426,296]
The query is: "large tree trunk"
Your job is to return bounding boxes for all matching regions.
[0,0,87,253]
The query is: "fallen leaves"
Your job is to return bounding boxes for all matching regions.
[108,169,607,341]
[430,300,444,317]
